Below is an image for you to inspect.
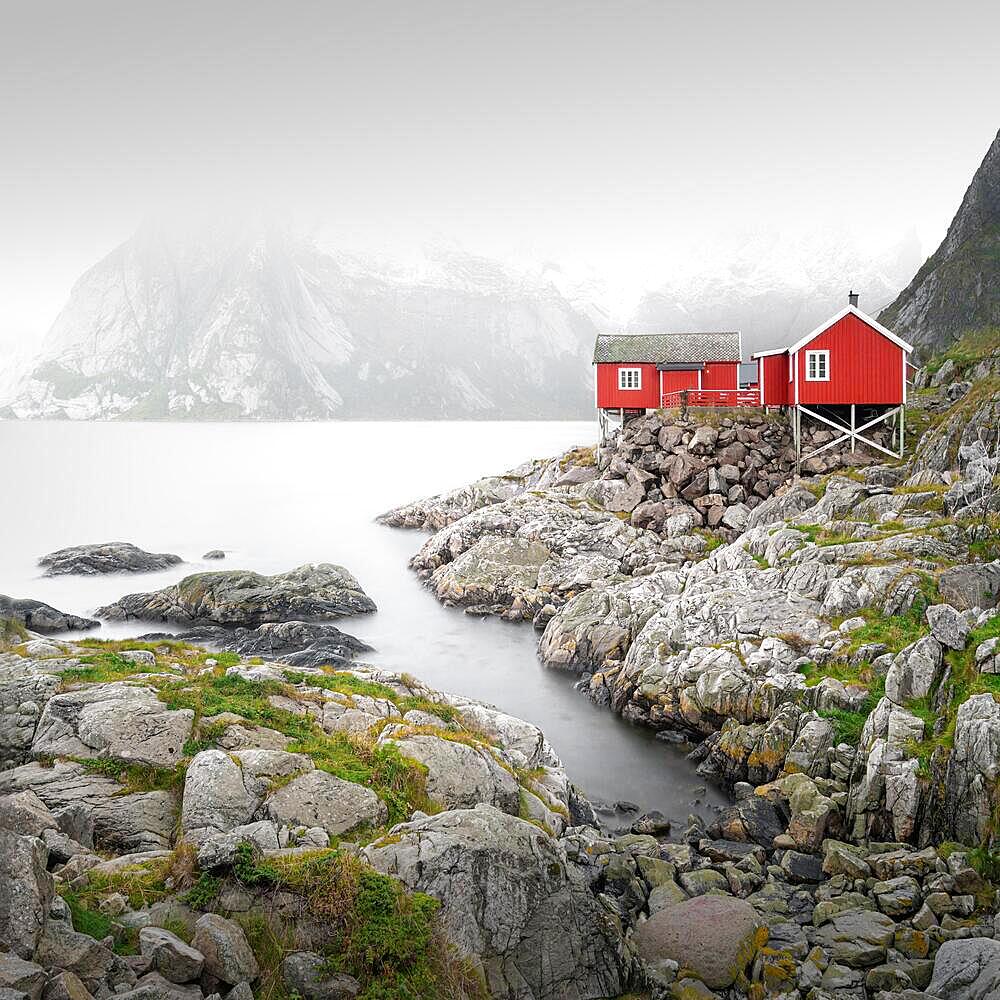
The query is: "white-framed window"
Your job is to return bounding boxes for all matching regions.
[618,367,642,390]
[805,350,830,381]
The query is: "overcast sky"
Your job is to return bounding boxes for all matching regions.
[1,0,998,351]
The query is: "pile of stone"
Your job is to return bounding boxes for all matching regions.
[589,410,893,536]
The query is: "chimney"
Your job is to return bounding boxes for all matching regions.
[848,290,859,307]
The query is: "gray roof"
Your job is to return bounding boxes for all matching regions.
[593,332,741,364]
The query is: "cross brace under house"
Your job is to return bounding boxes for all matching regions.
[792,403,904,471]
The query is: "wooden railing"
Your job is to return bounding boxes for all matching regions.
[660,388,761,409]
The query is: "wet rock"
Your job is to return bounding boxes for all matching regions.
[0,597,99,634]
[633,894,762,990]
[39,542,182,576]
[142,621,373,669]
[97,564,375,625]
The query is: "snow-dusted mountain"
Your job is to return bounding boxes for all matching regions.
[4,222,600,420]
[631,229,924,355]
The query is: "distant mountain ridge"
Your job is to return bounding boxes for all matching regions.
[879,128,1000,358]
[5,223,600,420]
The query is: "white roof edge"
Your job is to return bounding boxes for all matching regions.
[751,348,788,358]
[787,305,913,354]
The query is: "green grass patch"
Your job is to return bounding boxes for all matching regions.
[695,529,723,553]
[795,523,859,547]
[233,845,487,1000]
[74,757,186,795]
[284,670,398,701]
[0,617,29,646]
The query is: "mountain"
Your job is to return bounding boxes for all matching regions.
[631,229,923,355]
[4,222,600,420]
[879,128,1000,358]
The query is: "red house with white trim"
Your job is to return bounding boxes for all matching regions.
[594,331,747,415]
[753,301,913,409]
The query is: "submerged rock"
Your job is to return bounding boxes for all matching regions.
[0,596,99,634]
[38,542,182,576]
[96,564,376,625]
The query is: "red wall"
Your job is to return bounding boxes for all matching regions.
[660,370,700,395]
[795,314,905,406]
[702,362,739,391]
[595,363,660,409]
[760,354,789,406]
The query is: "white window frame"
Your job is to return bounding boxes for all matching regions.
[805,349,830,382]
[618,367,642,391]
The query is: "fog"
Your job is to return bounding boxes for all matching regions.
[2,0,999,353]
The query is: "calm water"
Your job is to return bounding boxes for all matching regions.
[0,420,727,821]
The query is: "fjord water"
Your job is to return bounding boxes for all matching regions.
[0,420,727,821]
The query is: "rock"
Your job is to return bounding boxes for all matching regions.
[929,937,1000,998]
[146,621,372,669]
[197,821,279,871]
[190,914,258,986]
[885,637,943,706]
[280,953,360,1000]
[202,551,225,560]
[813,907,896,968]
[32,921,122,992]
[744,485,818,529]
[873,876,922,917]
[0,830,52,958]
[265,771,387,837]
[39,542,182,576]
[430,536,551,606]
[32,683,194,768]
[383,735,518,814]
[181,750,258,841]
[926,604,972,650]
[41,971,95,1000]
[632,894,762,990]
[0,761,175,852]
[943,694,1000,844]
[938,563,1000,611]
[631,810,671,836]
[0,596,99,635]
[0,790,57,837]
[363,805,628,998]
[0,955,46,1000]
[138,928,205,984]
[97,564,376,625]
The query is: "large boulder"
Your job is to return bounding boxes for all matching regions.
[96,564,375,625]
[265,771,387,837]
[363,805,629,999]
[929,937,1000,999]
[813,907,896,967]
[0,761,175,852]
[0,829,52,958]
[0,954,47,1000]
[383,735,519,814]
[0,596,99,634]
[942,694,1000,844]
[138,927,205,983]
[38,542,182,576]
[429,537,550,607]
[633,894,762,990]
[926,604,972,650]
[31,683,193,768]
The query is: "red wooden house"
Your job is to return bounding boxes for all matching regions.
[594,331,750,419]
[752,296,913,460]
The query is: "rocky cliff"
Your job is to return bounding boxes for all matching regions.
[880,128,1000,358]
